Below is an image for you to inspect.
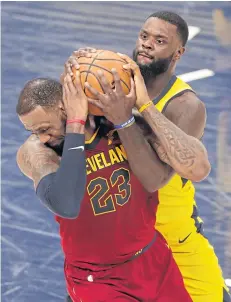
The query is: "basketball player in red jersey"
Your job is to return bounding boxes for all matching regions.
[16,71,192,301]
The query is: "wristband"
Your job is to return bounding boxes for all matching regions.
[114,116,135,129]
[66,119,86,126]
[138,101,153,113]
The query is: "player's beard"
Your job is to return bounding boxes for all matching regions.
[133,49,174,84]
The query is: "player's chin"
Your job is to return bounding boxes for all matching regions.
[137,55,153,65]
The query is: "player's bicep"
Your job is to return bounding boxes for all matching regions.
[164,92,207,139]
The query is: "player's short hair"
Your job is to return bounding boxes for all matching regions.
[147,11,189,46]
[16,78,62,116]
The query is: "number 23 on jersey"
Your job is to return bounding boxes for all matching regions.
[87,168,131,216]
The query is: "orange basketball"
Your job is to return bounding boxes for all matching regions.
[72,50,131,116]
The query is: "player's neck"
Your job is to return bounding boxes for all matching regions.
[146,70,175,101]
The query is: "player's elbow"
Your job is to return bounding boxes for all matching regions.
[54,193,83,219]
[144,167,174,193]
[145,180,166,193]
[42,194,82,219]
[191,159,211,182]
[59,206,80,219]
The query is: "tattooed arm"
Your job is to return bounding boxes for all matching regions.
[17,135,60,187]
[138,91,211,182]
[17,132,86,218]
[117,122,174,192]
[120,53,211,182]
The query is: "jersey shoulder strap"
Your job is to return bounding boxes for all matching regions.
[154,75,194,113]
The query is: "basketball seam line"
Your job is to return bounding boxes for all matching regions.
[81,63,130,91]
[80,70,105,93]
[84,50,105,94]
[81,58,126,64]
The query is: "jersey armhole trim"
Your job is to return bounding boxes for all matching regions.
[162,89,195,114]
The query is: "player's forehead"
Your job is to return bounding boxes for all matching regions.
[141,17,178,40]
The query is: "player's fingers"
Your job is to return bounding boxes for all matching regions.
[82,53,93,58]
[122,63,131,71]
[63,76,70,95]
[97,70,113,95]
[66,73,76,94]
[132,66,145,86]
[85,47,97,53]
[127,77,136,99]
[74,71,84,94]
[62,82,67,101]
[111,68,123,95]
[65,61,73,76]
[74,47,97,53]
[87,98,104,109]
[123,62,140,76]
[73,47,96,58]
[85,82,102,99]
[69,56,80,71]
[74,51,93,58]
[117,53,133,64]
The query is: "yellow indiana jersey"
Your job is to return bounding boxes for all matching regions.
[154,75,203,245]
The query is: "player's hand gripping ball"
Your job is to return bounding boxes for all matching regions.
[71,50,131,116]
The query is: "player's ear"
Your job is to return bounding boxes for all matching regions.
[174,46,185,61]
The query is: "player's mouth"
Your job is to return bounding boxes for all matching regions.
[48,138,63,147]
[137,52,153,64]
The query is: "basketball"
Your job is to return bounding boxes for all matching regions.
[72,50,131,116]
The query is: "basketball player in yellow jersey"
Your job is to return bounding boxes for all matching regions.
[65,11,231,302]
[118,11,230,302]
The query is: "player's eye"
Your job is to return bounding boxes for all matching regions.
[140,33,148,40]
[156,39,164,44]
[37,128,49,134]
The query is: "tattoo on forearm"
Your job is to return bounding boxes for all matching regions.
[143,108,198,168]
[151,139,170,164]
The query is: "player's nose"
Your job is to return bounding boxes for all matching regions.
[142,38,154,50]
[38,133,51,144]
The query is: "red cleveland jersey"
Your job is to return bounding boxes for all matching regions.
[56,126,159,270]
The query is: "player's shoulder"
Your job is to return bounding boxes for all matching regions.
[164,90,206,121]
[168,90,204,111]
